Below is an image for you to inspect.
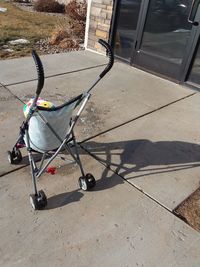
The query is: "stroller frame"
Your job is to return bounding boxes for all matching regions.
[7,39,114,210]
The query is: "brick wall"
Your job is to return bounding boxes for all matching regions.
[87,0,113,53]
[58,0,86,4]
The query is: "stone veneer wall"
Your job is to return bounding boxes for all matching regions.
[87,0,114,53]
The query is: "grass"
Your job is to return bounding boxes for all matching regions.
[0,0,67,59]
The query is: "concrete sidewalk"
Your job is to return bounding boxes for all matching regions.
[0,51,200,266]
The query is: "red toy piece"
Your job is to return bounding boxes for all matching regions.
[46,167,56,175]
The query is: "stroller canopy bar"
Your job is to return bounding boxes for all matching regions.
[37,94,83,112]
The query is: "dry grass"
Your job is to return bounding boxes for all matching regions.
[0,0,67,59]
[49,19,84,47]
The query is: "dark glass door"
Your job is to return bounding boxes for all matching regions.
[187,40,200,85]
[113,0,143,62]
[186,3,200,86]
[132,0,193,81]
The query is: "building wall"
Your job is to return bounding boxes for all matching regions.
[58,0,86,4]
[87,0,113,53]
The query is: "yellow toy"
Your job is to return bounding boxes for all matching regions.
[23,98,54,118]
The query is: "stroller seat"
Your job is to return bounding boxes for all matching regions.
[27,97,80,152]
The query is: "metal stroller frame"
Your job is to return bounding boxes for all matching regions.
[7,39,114,210]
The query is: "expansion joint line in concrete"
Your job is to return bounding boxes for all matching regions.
[0,91,196,186]
[80,144,172,211]
[80,144,194,230]
[79,92,198,227]
[0,165,29,178]
[2,64,107,87]
[79,92,197,144]
[0,82,26,105]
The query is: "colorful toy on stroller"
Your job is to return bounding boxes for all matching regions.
[7,39,114,210]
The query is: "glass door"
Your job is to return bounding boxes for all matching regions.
[186,2,200,87]
[113,0,143,62]
[132,0,193,81]
[112,0,200,83]
[187,40,200,86]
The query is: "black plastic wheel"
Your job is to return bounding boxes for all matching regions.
[7,151,14,164]
[85,173,96,189]
[79,173,96,191]
[29,190,47,210]
[14,148,22,163]
[79,176,88,191]
[7,148,22,164]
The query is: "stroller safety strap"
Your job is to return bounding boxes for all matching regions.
[37,93,83,111]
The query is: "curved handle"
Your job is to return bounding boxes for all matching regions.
[32,50,44,96]
[98,39,114,78]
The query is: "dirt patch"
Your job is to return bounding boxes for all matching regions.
[174,187,200,232]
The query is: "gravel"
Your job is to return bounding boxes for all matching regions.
[35,39,84,54]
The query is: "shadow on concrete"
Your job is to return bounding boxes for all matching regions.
[82,139,200,182]
[46,190,84,210]
[12,139,200,209]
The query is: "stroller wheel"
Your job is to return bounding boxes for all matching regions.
[30,190,47,210]
[14,148,22,163]
[7,151,14,164]
[7,149,22,164]
[79,173,96,191]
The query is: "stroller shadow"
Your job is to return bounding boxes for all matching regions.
[19,153,44,165]
[82,139,200,187]
[46,189,84,210]
[35,138,200,209]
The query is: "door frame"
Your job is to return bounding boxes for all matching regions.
[110,0,200,85]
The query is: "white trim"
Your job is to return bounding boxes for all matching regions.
[84,0,92,48]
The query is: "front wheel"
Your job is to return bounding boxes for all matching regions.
[79,173,96,191]
[30,190,47,210]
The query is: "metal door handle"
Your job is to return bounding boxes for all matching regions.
[188,0,200,24]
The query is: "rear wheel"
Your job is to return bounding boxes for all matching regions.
[7,148,22,164]
[7,151,14,164]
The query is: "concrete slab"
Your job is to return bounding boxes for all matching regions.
[0,153,199,267]
[82,93,200,210]
[0,50,107,85]
[5,61,193,141]
[0,86,24,176]
[0,61,194,175]
[0,99,28,176]
[0,84,15,101]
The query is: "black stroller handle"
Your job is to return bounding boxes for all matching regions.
[32,50,44,96]
[98,39,114,78]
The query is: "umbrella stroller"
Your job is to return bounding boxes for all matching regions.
[7,39,114,210]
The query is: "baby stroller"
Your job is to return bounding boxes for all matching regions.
[7,39,114,210]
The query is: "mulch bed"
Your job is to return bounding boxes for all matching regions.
[174,187,200,232]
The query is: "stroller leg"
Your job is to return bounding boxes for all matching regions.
[25,129,47,210]
[7,123,26,165]
[71,132,96,191]
[71,131,85,177]
[25,129,38,195]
